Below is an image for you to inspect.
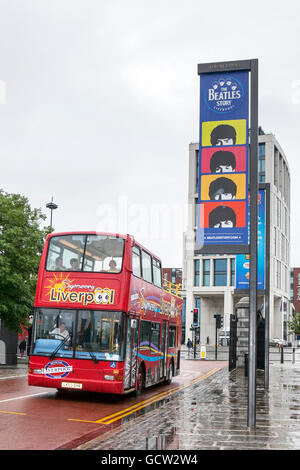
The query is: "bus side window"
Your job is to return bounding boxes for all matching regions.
[140,320,151,350]
[151,322,160,354]
[169,325,176,348]
[132,246,141,277]
[152,258,162,287]
[142,251,152,284]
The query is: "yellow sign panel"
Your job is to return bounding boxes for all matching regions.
[202,119,247,147]
[200,173,246,201]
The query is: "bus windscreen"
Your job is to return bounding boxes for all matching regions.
[45,234,124,273]
[32,308,126,361]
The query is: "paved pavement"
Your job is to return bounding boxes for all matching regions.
[76,362,300,450]
[2,356,300,450]
[0,359,28,379]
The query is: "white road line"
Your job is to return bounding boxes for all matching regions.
[0,374,27,380]
[0,392,50,403]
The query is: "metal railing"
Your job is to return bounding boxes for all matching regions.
[162,280,182,297]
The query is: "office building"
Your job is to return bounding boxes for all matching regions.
[183,129,291,343]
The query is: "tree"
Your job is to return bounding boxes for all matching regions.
[0,190,51,331]
[287,313,300,337]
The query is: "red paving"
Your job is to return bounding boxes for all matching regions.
[0,360,227,450]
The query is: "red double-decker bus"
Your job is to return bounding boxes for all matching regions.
[28,232,182,395]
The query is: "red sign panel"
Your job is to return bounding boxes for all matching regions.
[293,268,300,313]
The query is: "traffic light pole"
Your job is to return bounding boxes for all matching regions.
[214,314,223,361]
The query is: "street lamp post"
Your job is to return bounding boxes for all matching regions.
[46,197,58,229]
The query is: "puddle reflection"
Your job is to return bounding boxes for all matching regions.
[145,427,178,450]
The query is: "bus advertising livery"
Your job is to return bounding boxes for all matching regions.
[28,232,183,395]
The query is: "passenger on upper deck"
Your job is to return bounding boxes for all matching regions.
[70,258,79,270]
[108,259,118,272]
[53,256,66,271]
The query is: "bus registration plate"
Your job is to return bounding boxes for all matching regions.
[61,382,82,389]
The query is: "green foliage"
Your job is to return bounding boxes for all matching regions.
[0,189,51,331]
[287,313,300,336]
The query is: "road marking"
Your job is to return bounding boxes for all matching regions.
[0,374,27,380]
[69,367,221,425]
[0,392,49,404]
[0,410,26,416]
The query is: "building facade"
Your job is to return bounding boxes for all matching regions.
[291,267,300,313]
[183,130,291,344]
[162,268,182,287]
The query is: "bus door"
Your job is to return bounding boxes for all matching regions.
[124,317,139,389]
[160,321,168,379]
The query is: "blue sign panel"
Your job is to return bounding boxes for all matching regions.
[196,71,249,248]
[236,189,266,290]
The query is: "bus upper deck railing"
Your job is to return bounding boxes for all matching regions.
[162,280,182,297]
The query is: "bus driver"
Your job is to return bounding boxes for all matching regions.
[50,322,70,341]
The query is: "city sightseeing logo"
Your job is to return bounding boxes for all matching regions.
[43,360,73,379]
[45,273,115,306]
[205,77,244,113]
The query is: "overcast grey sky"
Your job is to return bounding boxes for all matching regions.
[1,0,299,267]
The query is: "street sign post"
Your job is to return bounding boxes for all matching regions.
[197,59,259,428]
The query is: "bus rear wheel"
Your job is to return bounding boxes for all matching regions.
[165,362,173,385]
[133,366,145,397]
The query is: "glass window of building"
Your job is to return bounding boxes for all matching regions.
[273,227,277,257]
[214,259,227,286]
[281,234,286,263]
[195,259,200,287]
[274,147,279,189]
[258,143,265,183]
[203,259,210,286]
[276,197,281,229]
[276,260,281,289]
[230,258,236,286]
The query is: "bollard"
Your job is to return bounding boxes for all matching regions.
[293,347,295,364]
[280,345,284,364]
[245,353,248,377]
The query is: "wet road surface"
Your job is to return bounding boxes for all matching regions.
[0,360,226,450]
[76,362,300,450]
[3,359,300,450]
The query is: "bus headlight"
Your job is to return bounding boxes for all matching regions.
[104,375,115,381]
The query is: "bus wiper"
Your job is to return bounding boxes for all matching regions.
[86,348,99,364]
[50,335,71,360]
[75,337,99,364]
